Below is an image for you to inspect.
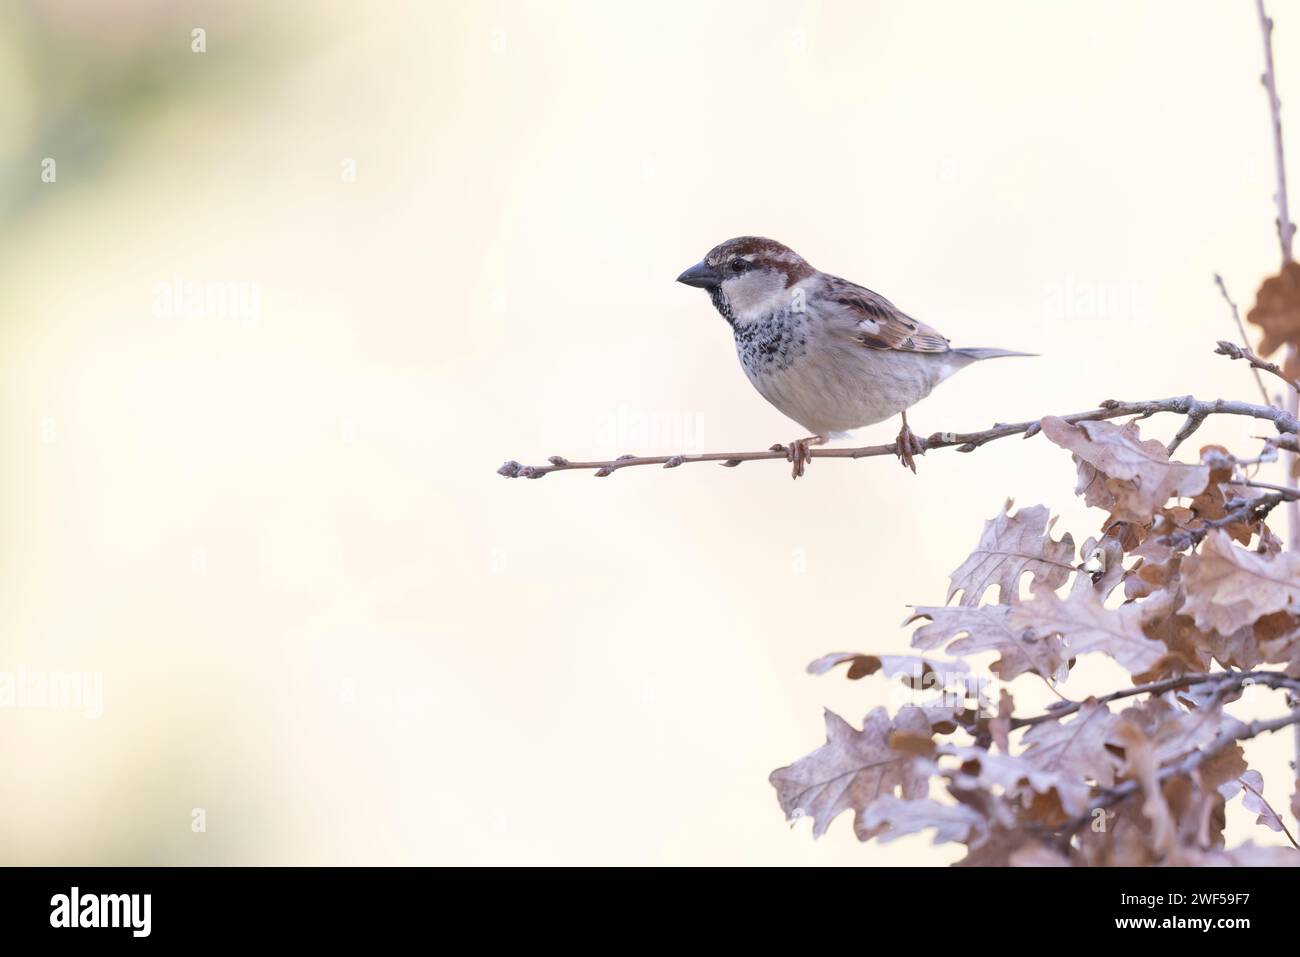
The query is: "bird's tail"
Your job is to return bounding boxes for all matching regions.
[952,347,1038,361]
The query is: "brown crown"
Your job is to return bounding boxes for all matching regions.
[703,236,815,286]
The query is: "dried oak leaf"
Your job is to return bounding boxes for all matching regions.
[1131,589,1212,683]
[1117,695,1230,768]
[1162,774,1226,851]
[1255,611,1300,667]
[1107,700,1237,855]
[908,604,1069,682]
[1111,721,1176,857]
[1188,447,1233,522]
[1077,813,1160,866]
[912,699,974,735]
[1229,770,1287,835]
[1246,260,1300,357]
[955,825,1049,866]
[1206,624,1266,671]
[1124,550,1180,601]
[769,706,931,840]
[1040,417,1210,524]
[1178,448,1257,546]
[946,501,1075,606]
[1081,534,1126,595]
[1008,582,1165,676]
[1020,700,1120,788]
[1257,518,1288,555]
[805,652,968,686]
[1179,530,1300,635]
[938,744,1090,818]
[859,795,988,847]
[1199,745,1248,797]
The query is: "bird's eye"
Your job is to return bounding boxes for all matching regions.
[731,259,748,273]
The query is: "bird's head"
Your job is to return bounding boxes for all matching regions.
[676,236,816,325]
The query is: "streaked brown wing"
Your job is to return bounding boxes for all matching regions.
[824,276,951,354]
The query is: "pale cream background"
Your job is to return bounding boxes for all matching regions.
[0,0,1295,864]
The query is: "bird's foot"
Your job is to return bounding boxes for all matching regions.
[771,435,824,479]
[894,418,926,473]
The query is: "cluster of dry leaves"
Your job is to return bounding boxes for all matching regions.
[771,270,1300,864]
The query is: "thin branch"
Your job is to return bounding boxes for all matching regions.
[1259,0,1296,263]
[499,394,1300,479]
[1265,433,1299,454]
[1009,670,1300,732]
[1243,478,1300,497]
[1215,339,1300,394]
[1161,490,1291,549]
[1230,448,1280,467]
[1214,277,1274,405]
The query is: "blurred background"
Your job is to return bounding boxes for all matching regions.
[0,0,1296,865]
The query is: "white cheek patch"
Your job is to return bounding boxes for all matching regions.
[723,270,790,324]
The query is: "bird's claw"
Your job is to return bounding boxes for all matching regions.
[895,422,926,473]
[774,438,816,479]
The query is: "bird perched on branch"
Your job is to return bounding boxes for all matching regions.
[676,236,1033,477]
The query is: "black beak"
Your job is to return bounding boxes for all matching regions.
[676,260,721,290]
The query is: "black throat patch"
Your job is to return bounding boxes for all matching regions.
[709,287,735,326]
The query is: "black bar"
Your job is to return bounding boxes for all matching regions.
[0,866,1286,944]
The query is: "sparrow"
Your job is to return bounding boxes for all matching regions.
[676,236,1033,477]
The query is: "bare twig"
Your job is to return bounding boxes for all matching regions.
[1265,433,1299,454]
[1161,490,1291,549]
[1216,339,1300,394]
[499,394,1300,478]
[1215,277,1274,405]
[1231,447,1281,467]
[1259,0,1296,263]
[1010,670,1300,732]
[1243,478,1300,497]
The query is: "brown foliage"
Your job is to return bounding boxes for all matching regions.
[771,419,1300,865]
